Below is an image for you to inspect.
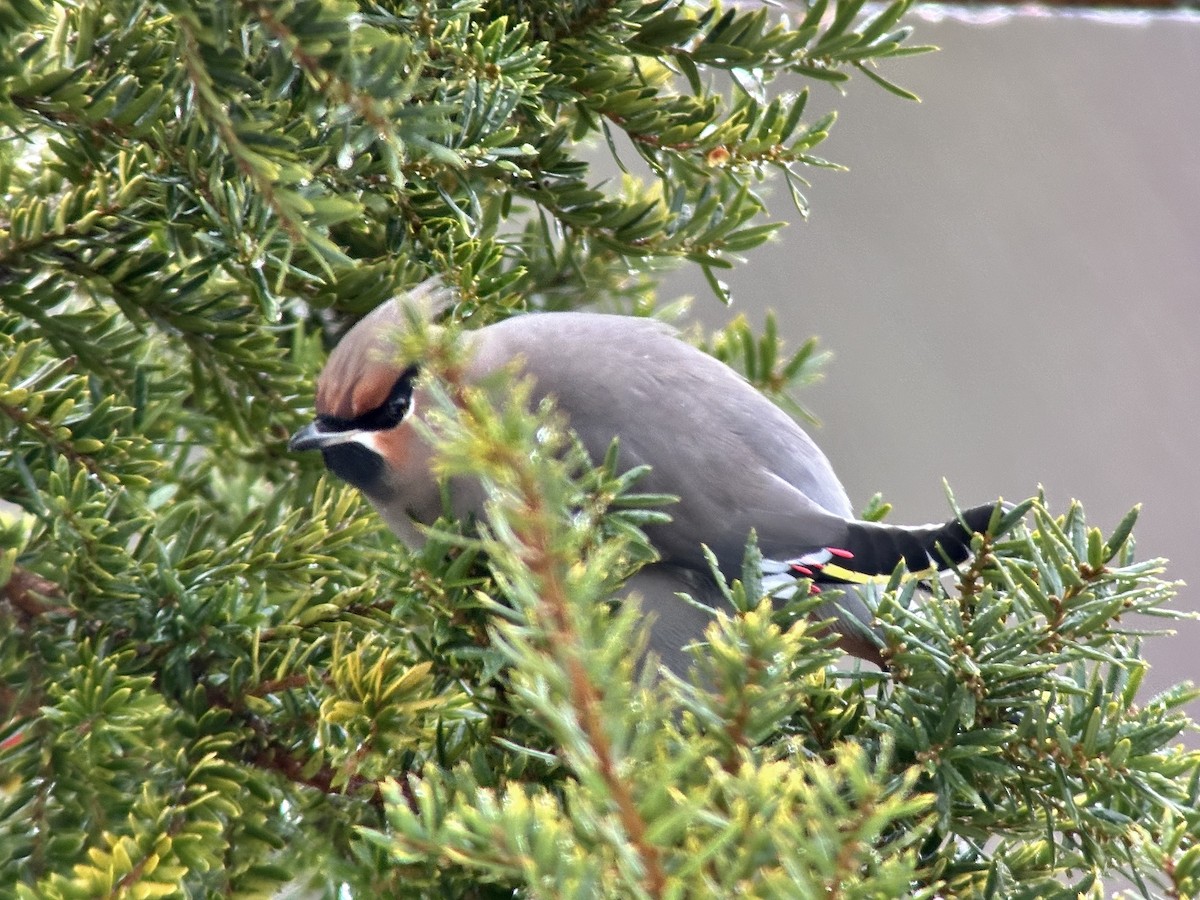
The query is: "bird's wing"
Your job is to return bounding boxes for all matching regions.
[468,313,855,570]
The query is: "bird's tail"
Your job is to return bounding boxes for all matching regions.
[822,502,1001,584]
[759,501,1007,666]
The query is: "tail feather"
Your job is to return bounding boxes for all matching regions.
[832,502,999,580]
[758,501,1004,668]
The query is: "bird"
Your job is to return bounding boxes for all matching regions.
[290,282,1001,674]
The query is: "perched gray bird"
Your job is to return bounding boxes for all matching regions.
[290,284,999,673]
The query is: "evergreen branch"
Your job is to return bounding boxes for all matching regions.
[0,366,107,481]
[172,16,315,254]
[250,741,386,809]
[507,460,668,897]
[26,252,288,435]
[0,198,132,266]
[540,0,623,43]
[603,110,698,152]
[106,815,189,900]
[433,366,671,896]
[242,0,396,140]
[202,681,419,815]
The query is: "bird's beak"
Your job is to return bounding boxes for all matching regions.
[289,422,362,452]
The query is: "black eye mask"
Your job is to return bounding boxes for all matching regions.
[318,364,419,434]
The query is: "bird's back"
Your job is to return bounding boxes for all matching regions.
[466,312,856,571]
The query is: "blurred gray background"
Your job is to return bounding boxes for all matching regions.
[661,11,1200,716]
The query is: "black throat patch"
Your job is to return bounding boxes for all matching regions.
[321,442,385,495]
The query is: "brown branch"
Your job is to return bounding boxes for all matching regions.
[719,668,757,774]
[245,0,396,138]
[250,742,386,807]
[509,461,668,897]
[433,367,667,893]
[202,682,420,815]
[108,815,189,900]
[0,371,110,483]
[1,564,72,621]
[245,673,312,697]
[173,17,313,250]
[0,197,130,262]
[604,111,698,153]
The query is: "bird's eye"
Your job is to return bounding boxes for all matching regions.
[372,365,419,430]
[384,392,410,422]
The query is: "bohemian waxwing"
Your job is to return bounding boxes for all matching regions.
[290,283,1001,673]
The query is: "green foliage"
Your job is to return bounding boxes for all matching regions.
[697,309,831,422]
[1,0,1197,898]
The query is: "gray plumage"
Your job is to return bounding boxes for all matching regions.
[291,289,999,672]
